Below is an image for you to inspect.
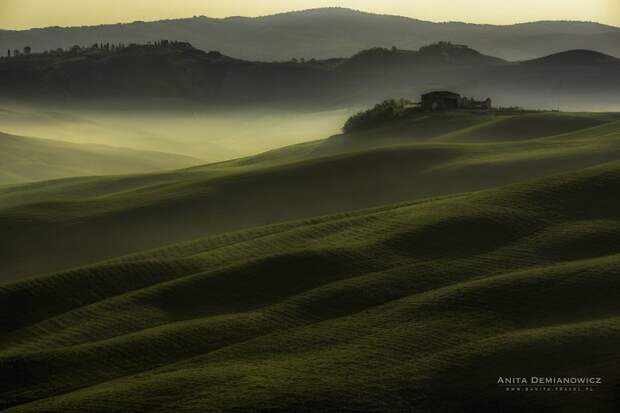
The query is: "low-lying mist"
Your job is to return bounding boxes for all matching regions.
[0,104,354,163]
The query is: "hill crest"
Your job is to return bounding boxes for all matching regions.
[524,49,620,65]
[1,8,619,62]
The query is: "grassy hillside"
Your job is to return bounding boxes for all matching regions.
[0,131,201,185]
[1,161,619,412]
[2,111,620,280]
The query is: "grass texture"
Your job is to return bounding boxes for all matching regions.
[1,160,620,411]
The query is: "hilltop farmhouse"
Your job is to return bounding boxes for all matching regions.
[421,91,492,111]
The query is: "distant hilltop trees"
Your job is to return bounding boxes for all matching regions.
[419,41,469,52]
[1,39,322,65]
[6,46,32,57]
[3,40,196,58]
[349,42,477,61]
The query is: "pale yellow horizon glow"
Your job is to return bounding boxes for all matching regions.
[0,0,618,30]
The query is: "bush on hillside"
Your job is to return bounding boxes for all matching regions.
[343,99,412,133]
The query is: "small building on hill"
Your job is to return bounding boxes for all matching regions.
[421,91,492,111]
[421,91,461,110]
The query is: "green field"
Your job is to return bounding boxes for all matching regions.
[2,111,620,280]
[1,110,620,412]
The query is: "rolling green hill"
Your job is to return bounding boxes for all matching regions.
[0,131,201,185]
[1,160,619,412]
[2,111,620,281]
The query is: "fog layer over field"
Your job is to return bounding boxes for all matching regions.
[0,105,352,162]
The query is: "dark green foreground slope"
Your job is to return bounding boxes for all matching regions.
[2,111,620,281]
[1,161,620,412]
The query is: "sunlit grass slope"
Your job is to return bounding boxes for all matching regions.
[1,161,620,412]
[1,111,620,280]
[0,131,201,185]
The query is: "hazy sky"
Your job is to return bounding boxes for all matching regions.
[1,0,619,30]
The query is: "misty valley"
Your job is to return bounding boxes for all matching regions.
[0,104,351,184]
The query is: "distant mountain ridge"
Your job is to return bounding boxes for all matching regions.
[1,7,619,61]
[1,41,618,110]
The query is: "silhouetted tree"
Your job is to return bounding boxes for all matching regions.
[343,99,413,133]
[23,46,31,55]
